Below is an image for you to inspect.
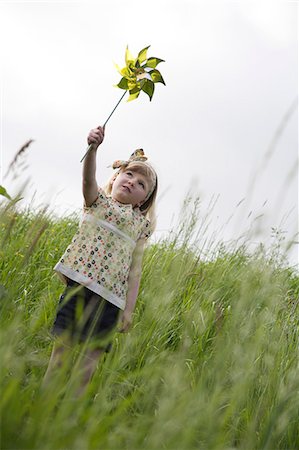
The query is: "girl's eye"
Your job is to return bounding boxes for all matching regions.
[139,182,145,188]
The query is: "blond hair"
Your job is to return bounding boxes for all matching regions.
[103,160,158,231]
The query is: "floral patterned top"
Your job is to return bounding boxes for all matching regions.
[54,187,152,310]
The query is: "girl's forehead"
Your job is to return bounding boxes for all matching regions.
[125,165,151,181]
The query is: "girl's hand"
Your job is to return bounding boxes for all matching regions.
[87,125,105,148]
[119,310,133,333]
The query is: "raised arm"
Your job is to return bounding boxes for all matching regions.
[82,125,105,207]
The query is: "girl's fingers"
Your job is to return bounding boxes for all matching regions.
[118,316,128,333]
[87,126,105,146]
[92,132,101,140]
[95,129,104,139]
[90,130,103,141]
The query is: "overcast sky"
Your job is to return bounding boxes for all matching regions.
[0,0,298,265]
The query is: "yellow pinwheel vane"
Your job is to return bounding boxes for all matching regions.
[80,45,165,162]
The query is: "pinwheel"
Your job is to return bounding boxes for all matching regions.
[115,45,165,101]
[80,45,165,162]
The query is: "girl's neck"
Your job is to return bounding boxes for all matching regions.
[110,195,138,209]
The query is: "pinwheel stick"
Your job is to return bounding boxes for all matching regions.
[80,90,127,163]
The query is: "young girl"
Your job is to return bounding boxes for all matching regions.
[43,125,158,393]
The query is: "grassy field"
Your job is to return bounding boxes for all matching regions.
[0,194,298,450]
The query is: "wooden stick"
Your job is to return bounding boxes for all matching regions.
[80,91,127,163]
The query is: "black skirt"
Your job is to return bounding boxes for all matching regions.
[51,278,120,351]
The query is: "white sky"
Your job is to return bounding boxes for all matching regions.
[0,0,298,266]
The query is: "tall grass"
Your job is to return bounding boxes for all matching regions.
[0,190,298,450]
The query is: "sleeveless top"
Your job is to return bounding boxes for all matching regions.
[54,187,152,310]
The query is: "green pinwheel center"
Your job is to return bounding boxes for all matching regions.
[135,68,146,79]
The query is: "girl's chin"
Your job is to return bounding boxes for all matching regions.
[113,193,130,204]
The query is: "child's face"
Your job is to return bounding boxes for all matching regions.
[111,168,150,207]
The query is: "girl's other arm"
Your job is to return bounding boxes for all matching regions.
[120,238,146,332]
[82,125,105,207]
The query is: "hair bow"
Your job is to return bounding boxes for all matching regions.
[111,149,148,169]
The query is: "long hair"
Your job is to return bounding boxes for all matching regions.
[103,161,158,231]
